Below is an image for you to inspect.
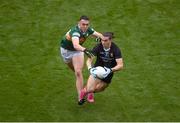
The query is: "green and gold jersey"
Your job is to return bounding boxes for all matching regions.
[61,25,95,51]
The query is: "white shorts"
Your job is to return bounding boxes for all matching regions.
[60,47,84,63]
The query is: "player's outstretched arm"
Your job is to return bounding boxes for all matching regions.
[86,57,94,70]
[72,37,86,51]
[84,49,94,58]
[92,31,105,40]
[72,37,94,58]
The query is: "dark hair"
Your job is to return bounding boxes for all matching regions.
[79,15,89,21]
[103,32,114,39]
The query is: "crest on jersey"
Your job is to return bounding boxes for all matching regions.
[79,37,86,43]
[110,53,113,57]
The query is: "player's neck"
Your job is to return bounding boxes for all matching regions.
[103,43,111,51]
[78,24,86,33]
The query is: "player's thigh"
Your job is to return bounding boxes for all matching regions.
[87,75,101,92]
[95,81,108,90]
[72,52,84,70]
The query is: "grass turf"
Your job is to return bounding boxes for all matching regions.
[0,0,180,121]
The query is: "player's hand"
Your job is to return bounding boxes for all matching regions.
[103,67,112,78]
[95,37,101,42]
[101,37,109,41]
[84,49,94,58]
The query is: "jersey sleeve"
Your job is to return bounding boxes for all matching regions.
[71,32,80,38]
[114,46,122,59]
[69,27,81,38]
[88,27,95,35]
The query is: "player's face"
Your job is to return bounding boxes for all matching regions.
[101,37,111,49]
[79,19,89,32]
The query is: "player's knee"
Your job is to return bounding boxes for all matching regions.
[88,88,95,93]
[99,87,106,92]
[74,68,82,77]
[102,85,109,91]
[97,85,108,92]
[86,86,95,93]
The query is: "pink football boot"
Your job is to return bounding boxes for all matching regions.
[87,93,94,103]
[78,89,86,105]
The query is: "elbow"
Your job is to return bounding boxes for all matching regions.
[118,64,123,71]
[120,64,124,70]
[120,65,123,70]
[120,64,124,69]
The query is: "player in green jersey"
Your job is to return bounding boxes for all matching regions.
[60,15,105,103]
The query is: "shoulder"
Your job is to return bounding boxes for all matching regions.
[111,42,122,58]
[70,25,80,32]
[111,42,122,54]
[95,43,102,48]
[70,25,80,37]
[87,27,95,33]
[92,43,103,51]
[111,42,120,50]
[92,43,102,55]
[88,26,94,31]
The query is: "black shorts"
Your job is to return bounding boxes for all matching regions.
[101,72,114,84]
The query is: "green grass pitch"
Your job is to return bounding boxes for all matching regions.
[0,0,180,121]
